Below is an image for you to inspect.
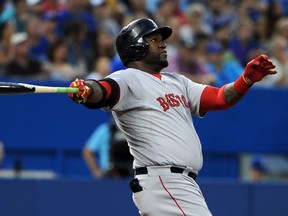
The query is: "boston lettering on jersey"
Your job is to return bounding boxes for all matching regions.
[156,93,191,111]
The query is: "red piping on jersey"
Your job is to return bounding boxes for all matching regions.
[159,176,187,216]
[152,74,162,80]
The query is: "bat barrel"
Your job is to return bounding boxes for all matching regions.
[0,82,35,94]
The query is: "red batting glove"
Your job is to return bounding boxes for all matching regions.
[234,55,277,94]
[68,78,91,104]
[242,54,277,85]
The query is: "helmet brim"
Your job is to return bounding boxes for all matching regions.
[144,26,172,40]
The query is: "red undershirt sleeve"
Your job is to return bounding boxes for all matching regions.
[84,78,120,109]
[199,85,233,113]
[99,81,112,99]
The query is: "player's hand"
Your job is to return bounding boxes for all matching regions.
[68,78,91,103]
[243,54,277,85]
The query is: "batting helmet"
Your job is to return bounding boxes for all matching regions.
[116,18,172,66]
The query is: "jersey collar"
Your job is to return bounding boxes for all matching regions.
[152,73,162,80]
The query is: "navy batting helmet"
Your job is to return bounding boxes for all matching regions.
[116,18,172,66]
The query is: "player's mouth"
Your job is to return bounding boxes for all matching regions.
[161,50,167,57]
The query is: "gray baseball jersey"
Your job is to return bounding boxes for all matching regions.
[106,68,207,172]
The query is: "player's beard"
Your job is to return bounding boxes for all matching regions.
[143,51,169,72]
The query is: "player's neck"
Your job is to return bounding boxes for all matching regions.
[128,62,162,74]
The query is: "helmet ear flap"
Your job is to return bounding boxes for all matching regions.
[123,44,149,65]
[128,44,148,54]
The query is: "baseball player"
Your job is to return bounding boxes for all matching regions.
[68,18,276,216]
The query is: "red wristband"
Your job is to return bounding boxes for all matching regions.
[234,74,252,95]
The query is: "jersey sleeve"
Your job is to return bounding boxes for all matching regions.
[181,75,207,117]
[104,70,141,111]
[84,69,145,111]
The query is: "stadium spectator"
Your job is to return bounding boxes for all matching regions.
[178,32,215,85]
[91,5,126,73]
[41,0,67,14]
[153,0,185,27]
[44,38,77,81]
[41,12,58,45]
[0,20,15,75]
[63,19,89,78]
[86,56,111,80]
[125,0,150,18]
[122,0,154,25]
[206,0,236,31]
[280,0,288,16]
[91,1,122,39]
[0,0,14,23]
[179,2,212,48]
[82,118,133,178]
[205,41,243,87]
[25,15,50,63]
[257,0,283,43]
[11,0,32,32]
[25,0,44,16]
[86,28,116,72]
[212,20,237,63]
[53,0,97,40]
[237,0,268,23]
[229,17,261,67]
[271,17,288,42]
[164,16,182,73]
[82,121,110,178]
[258,36,288,87]
[3,31,47,79]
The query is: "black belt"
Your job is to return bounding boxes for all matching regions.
[134,166,197,180]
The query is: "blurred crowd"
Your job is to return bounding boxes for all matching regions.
[0,0,288,87]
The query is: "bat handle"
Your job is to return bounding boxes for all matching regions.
[59,87,79,94]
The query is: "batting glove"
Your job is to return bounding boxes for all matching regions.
[68,78,91,104]
[242,54,277,85]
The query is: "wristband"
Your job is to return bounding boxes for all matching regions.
[241,73,253,85]
[234,73,252,95]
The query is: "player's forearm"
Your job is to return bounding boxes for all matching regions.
[85,80,104,103]
[222,72,254,105]
[222,82,245,104]
[84,78,119,109]
[200,77,250,112]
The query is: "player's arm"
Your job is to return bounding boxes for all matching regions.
[68,78,120,109]
[199,54,276,113]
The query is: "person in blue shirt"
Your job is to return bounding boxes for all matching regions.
[82,122,110,178]
[229,18,261,68]
[205,41,243,87]
[82,118,133,178]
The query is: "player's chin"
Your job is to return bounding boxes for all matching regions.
[159,54,168,66]
[159,59,169,68]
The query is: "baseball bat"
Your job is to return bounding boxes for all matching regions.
[0,82,79,95]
